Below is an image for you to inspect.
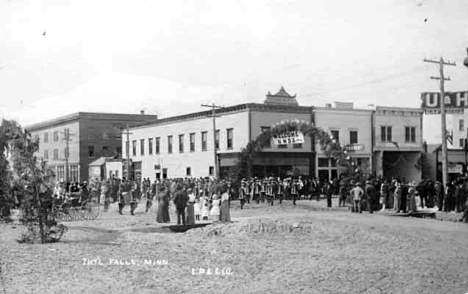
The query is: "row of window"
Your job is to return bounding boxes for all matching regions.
[34,129,70,144]
[128,129,234,156]
[381,126,417,143]
[43,146,121,159]
[156,166,215,178]
[43,148,71,160]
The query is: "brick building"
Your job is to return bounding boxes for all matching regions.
[26,112,158,182]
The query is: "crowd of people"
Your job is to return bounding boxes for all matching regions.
[41,173,468,224]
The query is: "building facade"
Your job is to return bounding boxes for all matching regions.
[373,106,424,182]
[26,112,158,182]
[314,103,373,180]
[123,88,424,182]
[124,102,314,180]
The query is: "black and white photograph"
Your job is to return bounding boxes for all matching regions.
[0,0,468,293]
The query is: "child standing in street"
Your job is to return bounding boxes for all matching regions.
[194,198,201,221]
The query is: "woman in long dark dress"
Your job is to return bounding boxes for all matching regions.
[219,186,231,223]
[186,189,196,225]
[157,185,170,223]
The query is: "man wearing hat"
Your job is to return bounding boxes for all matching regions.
[350,182,364,213]
[239,180,247,209]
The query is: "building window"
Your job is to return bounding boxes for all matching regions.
[215,130,220,150]
[34,134,39,144]
[148,138,153,155]
[318,158,330,167]
[190,133,195,152]
[140,139,145,155]
[54,131,58,141]
[404,126,416,143]
[186,167,191,177]
[125,141,129,156]
[381,126,392,142]
[331,130,340,143]
[261,127,271,148]
[168,136,173,154]
[44,150,48,160]
[293,143,302,149]
[88,146,95,158]
[460,138,465,148]
[132,140,137,156]
[179,134,184,153]
[350,131,358,144]
[44,133,48,143]
[64,128,70,140]
[53,149,58,160]
[156,137,160,154]
[278,144,287,149]
[70,165,78,182]
[227,128,233,150]
[209,166,214,176]
[201,131,208,151]
[102,146,108,156]
[460,119,464,131]
[116,146,122,156]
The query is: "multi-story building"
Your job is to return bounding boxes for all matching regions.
[314,102,373,180]
[123,88,424,182]
[124,88,314,180]
[448,113,467,149]
[373,106,424,182]
[26,112,158,182]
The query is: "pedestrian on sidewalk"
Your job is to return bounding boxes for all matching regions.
[350,182,364,213]
[394,182,402,213]
[173,186,188,225]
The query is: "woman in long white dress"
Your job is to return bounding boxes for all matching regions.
[210,194,220,222]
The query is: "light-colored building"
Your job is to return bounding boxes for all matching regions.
[124,88,315,180]
[314,102,373,180]
[123,88,424,182]
[373,106,424,182]
[448,113,467,149]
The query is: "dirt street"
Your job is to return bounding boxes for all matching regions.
[0,200,467,294]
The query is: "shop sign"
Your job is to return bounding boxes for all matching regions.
[345,144,365,152]
[272,131,304,145]
[421,91,468,114]
[448,164,463,174]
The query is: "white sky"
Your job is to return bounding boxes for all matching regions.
[0,0,468,143]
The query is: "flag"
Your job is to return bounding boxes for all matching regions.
[446,130,453,145]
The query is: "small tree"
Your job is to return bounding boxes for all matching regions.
[1,119,67,243]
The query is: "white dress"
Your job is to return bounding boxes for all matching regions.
[210,199,220,217]
[194,202,201,216]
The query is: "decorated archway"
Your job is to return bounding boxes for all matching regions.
[229,119,362,182]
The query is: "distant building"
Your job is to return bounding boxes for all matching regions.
[26,112,158,182]
[373,106,424,182]
[314,102,373,180]
[123,87,424,182]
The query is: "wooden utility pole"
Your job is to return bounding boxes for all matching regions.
[424,57,456,190]
[201,103,224,179]
[124,124,132,180]
[61,128,75,182]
